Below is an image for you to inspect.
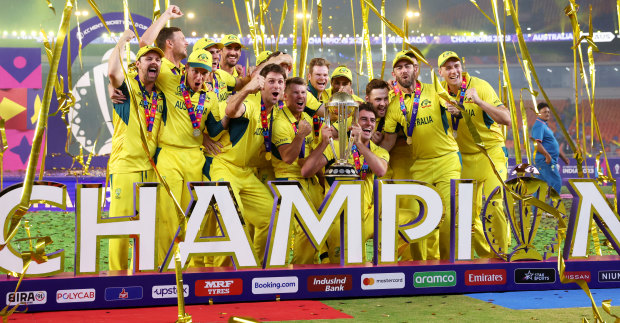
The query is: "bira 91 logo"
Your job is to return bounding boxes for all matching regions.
[563,271,591,282]
[413,271,457,288]
[195,279,243,297]
[6,291,47,305]
[56,288,96,303]
[465,269,506,286]
[514,268,556,284]
[308,275,353,292]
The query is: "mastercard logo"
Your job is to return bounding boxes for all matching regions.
[362,278,375,285]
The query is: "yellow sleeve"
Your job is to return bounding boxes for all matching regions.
[371,144,390,163]
[477,78,503,107]
[305,92,321,116]
[272,116,294,148]
[383,99,403,133]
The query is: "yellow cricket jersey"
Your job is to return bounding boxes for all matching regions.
[212,93,281,168]
[109,71,165,174]
[217,68,239,98]
[156,59,218,148]
[323,140,389,210]
[384,82,458,161]
[271,106,316,179]
[211,70,230,102]
[307,83,330,104]
[305,92,322,115]
[441,74,505,154]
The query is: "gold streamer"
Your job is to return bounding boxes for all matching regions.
[349,0,358,88]
[275,0,287,51]
[86,0,111,35]
[231,0,244,37]
[244,0,259,57]
[258,0,267,52]
[317,0,323,47]
[403,0,409,51]
[602,299,620,322]
[152,0,161,22]
[360,0,373,81]
[379,0,386,79]
[45,0,56,14]
[291,0,298,76]
[469,0,496,26]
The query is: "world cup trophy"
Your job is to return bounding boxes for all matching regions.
[323,92,360,179]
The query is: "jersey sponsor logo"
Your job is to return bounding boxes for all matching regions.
[415,115,433,126]
[152,284,190,299]
[6,291,47,305]
[465,269,506,286]
[420,99,432,109]
[361,273,405,290]
[514,268,556,284]
[56,288,96,303]
[563,271,591,282]
[413,271,457,288]
[307,275,353,292]
[104,286,143,301]
[195,279,243,296]
[598,270,620,282]
[252,276,298,294]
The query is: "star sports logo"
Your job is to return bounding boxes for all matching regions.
[514,268,556,284]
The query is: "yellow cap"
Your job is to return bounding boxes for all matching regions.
[392,50,418,68]
[256,50,273,66]
[193,38,224,52]
[220,34,247,49]
[438,51,461,68]
[136,45,164,61]
[187,49,213,72]
[331,65,353,82]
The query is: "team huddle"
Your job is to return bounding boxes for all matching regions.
[107,5,512,270]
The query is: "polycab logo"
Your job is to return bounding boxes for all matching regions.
[563,271,591,282]
[465,269,506,286]
[360,273,405,290]
[6,291,47,305]
[252,276,298,294]
[308,275,353,292]
[195,279,243,297]
[413,271,457,288]
[152,285,190,299]
[104,286,143,301]
[56,289,96,303]
[514,268,556,284]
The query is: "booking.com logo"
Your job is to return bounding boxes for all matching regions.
[251,277,299,294]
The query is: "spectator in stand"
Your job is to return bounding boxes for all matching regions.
[531,102,570,193]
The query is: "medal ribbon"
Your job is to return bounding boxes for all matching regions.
[291,122,306,158]
[393,81,422,138]
[260,99,283,154]
[180,74,206,132]
[451,75,467,131]
[351,143,369,179]
[313,115,324,137]
[213,74,219,98]
[134,75,157,132]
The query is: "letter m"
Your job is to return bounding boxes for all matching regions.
[264,181,363,267]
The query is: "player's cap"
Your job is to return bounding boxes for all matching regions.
[438,51,461,68]
[392,50,417,68]
[136,45,164,61]
[256,50,273,66]
[331,65,353,82]
[221,34,247,49]
[193,38,224,52]
[187,49,213,72]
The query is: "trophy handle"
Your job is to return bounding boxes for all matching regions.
[329,137,338,160]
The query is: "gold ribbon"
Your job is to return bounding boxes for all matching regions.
[0,118,6,190]
[231,0,244,37]
[469,0,495,26]
[275,0,287,51]
[360,0,373,81]
[379,0,386,79]
[45,0,55,14]
[152,0,161,22]
[317,0,323,47]
[86,0,112,35]
[291,0,298,76]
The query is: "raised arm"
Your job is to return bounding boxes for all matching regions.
[108,30,135,88]
[380,132,398,152]
[466,88,511,126]
[225,75,263,118]
[139,5,183,47]
[278,120,311,164]
[351,125,388,177]
[301,125,333,177]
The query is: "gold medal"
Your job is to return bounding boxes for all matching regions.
[193,129,201,137]
[407,137,412,145]
[266,152,272,161]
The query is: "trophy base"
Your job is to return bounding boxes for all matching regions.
[325,163,360,179]
[508,244,543,261]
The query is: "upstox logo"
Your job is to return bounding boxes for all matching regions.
[413,271,457,288]
[152,284,189,299]
[252,276,298,295]
[360,273,405,290]
[6,291,47,305]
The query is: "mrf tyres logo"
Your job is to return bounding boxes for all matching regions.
[252,276,298,294]
[515,268,556,284]
[152,284,190,299]
[361,273,405,290]
[195,279,243,297]
[465,269,506,286]
[6,291,47,305]
[308,275,352,292]
[413,271,457,288]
